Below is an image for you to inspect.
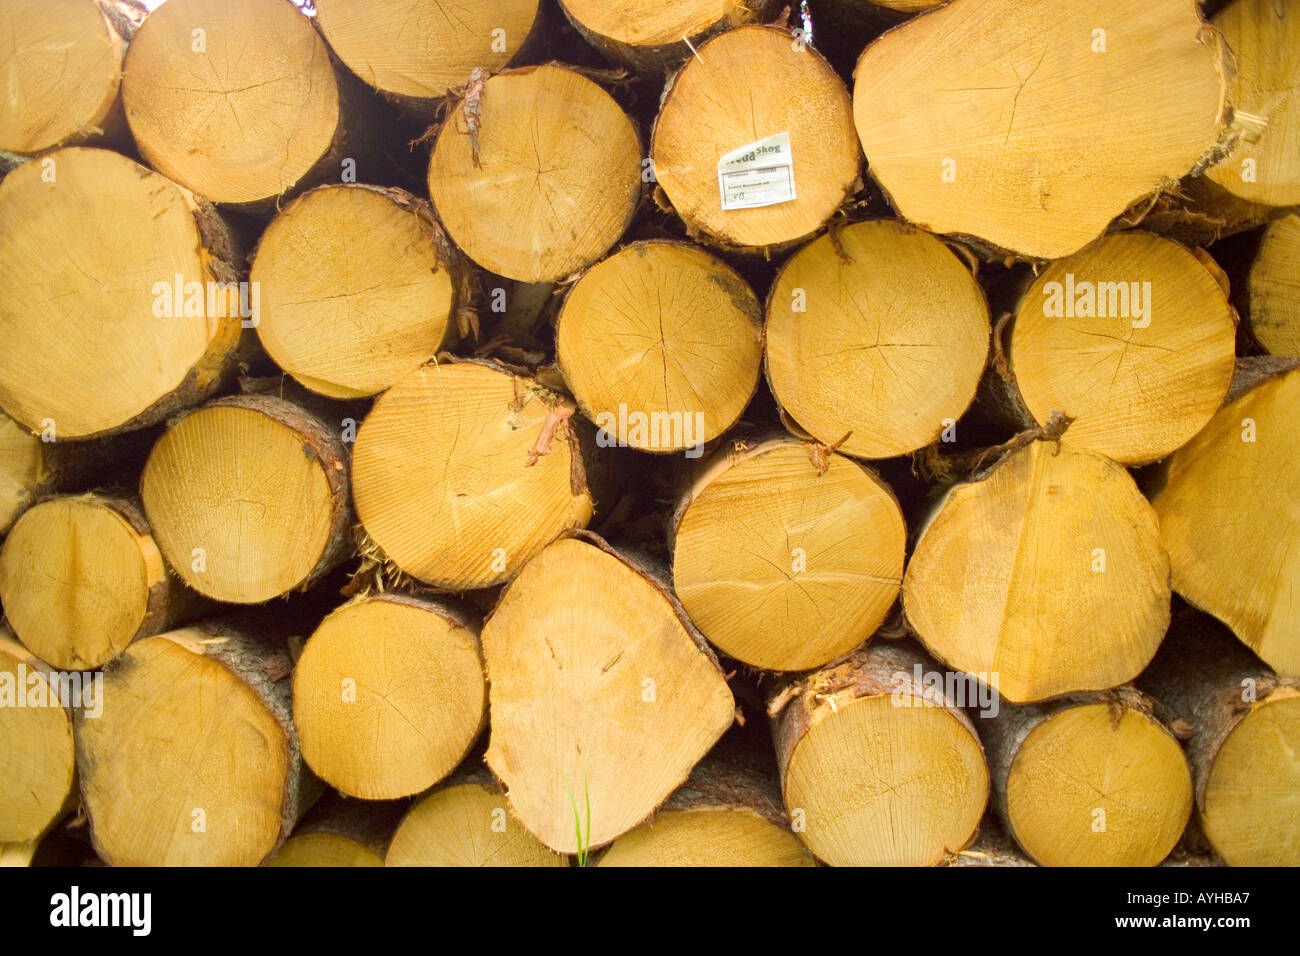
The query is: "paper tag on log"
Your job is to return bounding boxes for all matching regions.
[717,132,796,210]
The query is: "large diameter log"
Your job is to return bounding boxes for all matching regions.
[251,184,466,399]
[123,0,346,206]
[903,440,1171,703]
[75,624,319,866]
[1150,368,1300,675]
[982,689,1192,867]
[769,641,989,866]
[0,412,48,534]
[597,751,815,867]
[1247,213,1300,355]
[140,395,351,604]
[1008,232,1236,465]
[292,595,485,801]
[0,147,242,439]
[482,535,735,853]
[1201,0,1300,216]
[765,220,990,459]
[556,241,763,454]
[558,0,774,73]
[1139,612,1300,866]
[266,793,406,867]
[352,361,595,590]
[0,631,77,845]
[669,436,905,671]
[314,0,541,110]
[651,25,859,252]
[0,494,197,671]
[853,0,1233,258]
[0,0,137,154]
[386,770,567,867]
[427,64,641,283]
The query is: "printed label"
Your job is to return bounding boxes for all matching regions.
[718,132,796,210]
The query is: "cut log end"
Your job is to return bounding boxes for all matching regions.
[315,0,540,104]
[141,396,350,604]
[0,634,76,845]
[427,64,641,283]
[1201,688,1300,866]
[766,220,990,459]
[386,779,568,867]
[671,438,905,671]
[999,700,1192,867]
[557,241,763,453]
[1010,232,1236,465]
[0,495,170,672]
[293,595,485,800]
[0,0,125,155]
[904,440,1170,703]
[1248,213,1300,356]
[123,0,340,205]
[1203,0,1300,210]
[1153,369,1300,676]
[252,185,460,399]
[853,0,1233,258]
[0,412,47,534]
[0,148,240,438]
[772,643,988,866]
[76,627,308,867]
[352,361,594,590]
[652,25,859,250]
[482,536,734,853]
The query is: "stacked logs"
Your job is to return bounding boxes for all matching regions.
[1,0,1297,869]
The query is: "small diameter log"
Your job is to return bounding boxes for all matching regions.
[427,64,641,283]
[1150,368,1300,676]
[556,241,763,454]
[0,494,197,671]
[0,0,138,154]
[597,751,815,867]
[557,0,774,74]
[0,147,242,439]
[769,641,989,866]
[123,0,346,206]
[1007,232,1237,465]
[981,689,1193,867]
[75,623,319,866]
[1139,613,1300,866]
[903,440,1171,703]
[251,184,467,399]
[352,361,594,590]
[481,535,735,853]
[765,220,990,459]
[853,0,1233,259]
[0,630,77,845]
[1247,213,1300,355]
[314,0,541,110]
[386,769,567,867]
[266,793,406,867]
[669,436,905,672]
[140,395,351,604]
[1201,0,1300,217]
[651,25,860,251]
[0,411,48,534]
[292,595,485,801]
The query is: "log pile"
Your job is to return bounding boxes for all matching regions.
[1,0,1297,869]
